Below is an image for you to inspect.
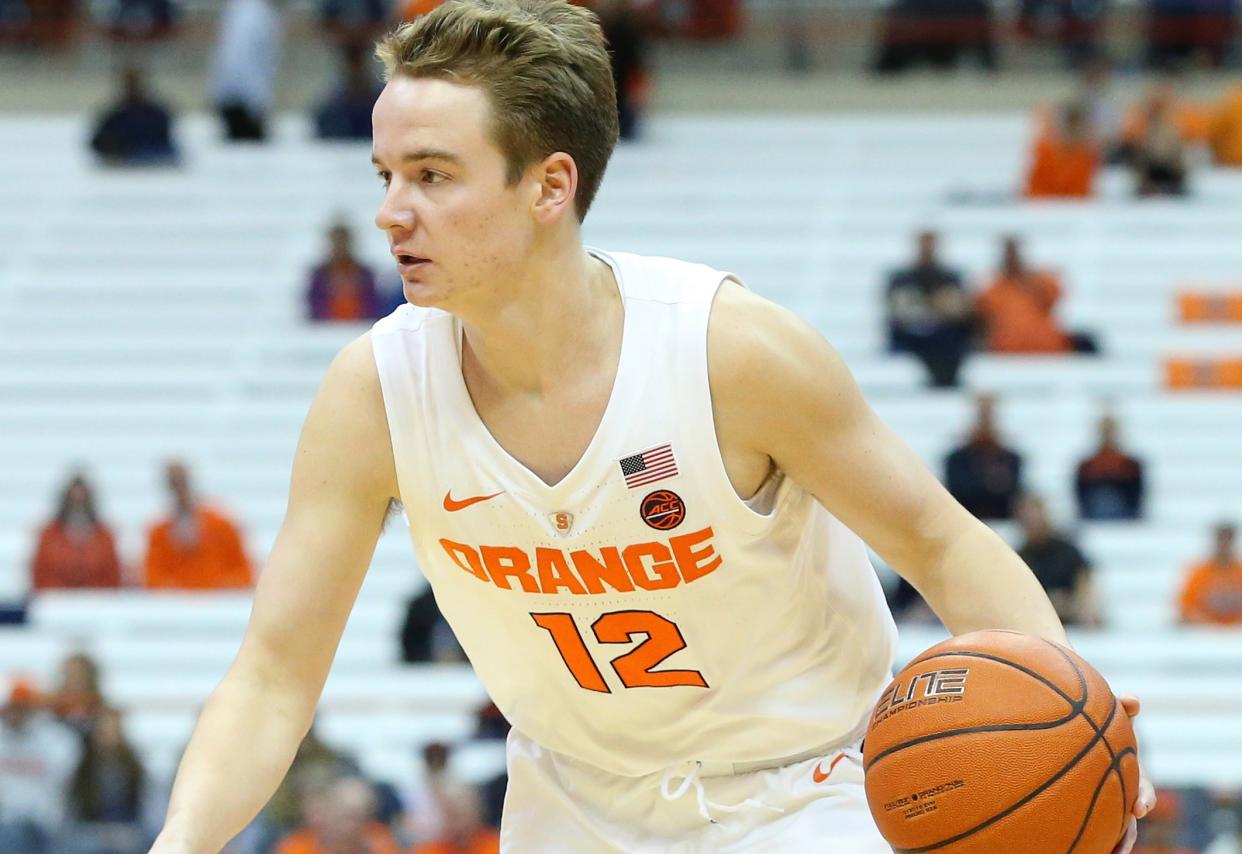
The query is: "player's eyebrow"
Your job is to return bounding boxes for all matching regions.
[371,148,464,168]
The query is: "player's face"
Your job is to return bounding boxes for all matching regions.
[372,76,538,310]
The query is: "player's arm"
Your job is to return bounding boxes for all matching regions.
[151,333,398,854]
[708,283,1068,646]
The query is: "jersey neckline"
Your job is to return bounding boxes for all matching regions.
[444,248,635,497]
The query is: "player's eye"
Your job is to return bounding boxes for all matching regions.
[376,171,391,188]
[422,170,447,185]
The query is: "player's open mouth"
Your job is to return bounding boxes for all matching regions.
[397,255,428,265]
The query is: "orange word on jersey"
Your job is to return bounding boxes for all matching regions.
[439,526,722,595]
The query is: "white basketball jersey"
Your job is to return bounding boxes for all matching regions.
[371,249,897,777]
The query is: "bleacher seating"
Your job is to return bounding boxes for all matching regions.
[2,113,1241,791]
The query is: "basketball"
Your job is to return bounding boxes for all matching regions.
[862,630,1140,854]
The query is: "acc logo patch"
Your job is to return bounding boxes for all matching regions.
[641,490,685,531]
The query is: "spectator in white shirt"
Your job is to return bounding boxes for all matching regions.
[0,678,82,853]
[210,0,285,141]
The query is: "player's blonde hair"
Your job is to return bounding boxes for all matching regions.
[376,0,619,221]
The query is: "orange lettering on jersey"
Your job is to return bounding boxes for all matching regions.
[440,528,723,596]
[480,545,540,593]
[670,526,722,582]
[571,547,634,594]
[622,542,679,590]
[534,547,588,596]
[439,538,488,582]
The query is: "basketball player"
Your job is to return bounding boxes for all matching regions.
[151,2,1153,851]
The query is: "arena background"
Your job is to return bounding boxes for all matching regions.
[1,0,1241,851]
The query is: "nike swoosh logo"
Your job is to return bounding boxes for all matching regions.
[812,752,845,784]
[443,490,505,512]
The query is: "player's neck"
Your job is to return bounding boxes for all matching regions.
[459,245,622,396]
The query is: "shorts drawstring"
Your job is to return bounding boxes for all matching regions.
[659,760,785,825]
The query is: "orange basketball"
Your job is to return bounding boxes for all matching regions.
[863,630,1139,854]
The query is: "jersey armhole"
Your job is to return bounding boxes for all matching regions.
[678,275,798,536]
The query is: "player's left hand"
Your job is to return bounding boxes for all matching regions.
[1111,695,1156,854]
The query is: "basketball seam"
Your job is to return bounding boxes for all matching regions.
[880,643,1120,854]
[865,651,1084,771]
[1067,744,1138,854]
[891,703,1117,854]
[1047,645,1133,854]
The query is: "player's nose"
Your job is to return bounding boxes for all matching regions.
[375,192,415,233]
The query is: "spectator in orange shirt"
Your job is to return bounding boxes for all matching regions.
[1076,410,1145,520]
[976,236,1096,355]
[30,473,123,592]
[274,776,401,854]
[143,461,252,590]
[1210,84,1242,167]
[1179,522,1242,626]
[1025,101,1099,199]
[398,0,446,19]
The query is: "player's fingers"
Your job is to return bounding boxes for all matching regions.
[1135,770,1156,818]
[1110,816,1137,854]
[1118,694,1141,717]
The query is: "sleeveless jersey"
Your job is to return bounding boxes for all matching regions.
[370,249,898,777]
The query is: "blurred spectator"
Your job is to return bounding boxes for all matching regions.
[944,394,1024,520]
[211,0,284,142]
[1015,494,1102,627]
[307,222,385,322]
[884,230,974,388]
[976,236,1097,354]
[1135,789,1195,853]
[874,0,997,73]
[103,0,177,42]
[1075,411,1145,520]
[66,707,147,854]
[30,472,122,591]
[0,678,81,854]
[411,788,500,854]
[320,0,387,50]
[51,651,106,738]
[1179,522,1242,626]
[89,65,179,167]
[313,43,382,141]
[404,742,476,845]
[1025,101,1099,198]
[596,0,648,141]
[1210,84,1242,167]
[143,461,253,589]
[397,0,444,18]
[1146,0,1236,70]
[400,586,466,663]
[1129,83,1189,196]
[275,776,401,854]
[1075,57,1126,161]
[474,701,510,742]
[0,0,76,46]
[1016,0,1108,68]
[264,723,360,836]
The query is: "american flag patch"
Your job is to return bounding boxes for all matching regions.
[619,444,679,489]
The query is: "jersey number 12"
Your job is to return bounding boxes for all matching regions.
[531,610,709,693]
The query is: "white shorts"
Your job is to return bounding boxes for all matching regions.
[499,729,893,853]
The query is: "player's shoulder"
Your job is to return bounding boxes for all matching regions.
[316,331,389,429]
[707,280,827,385]
[595,247,728,304]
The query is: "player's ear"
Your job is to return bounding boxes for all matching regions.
[530,151,578,225]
